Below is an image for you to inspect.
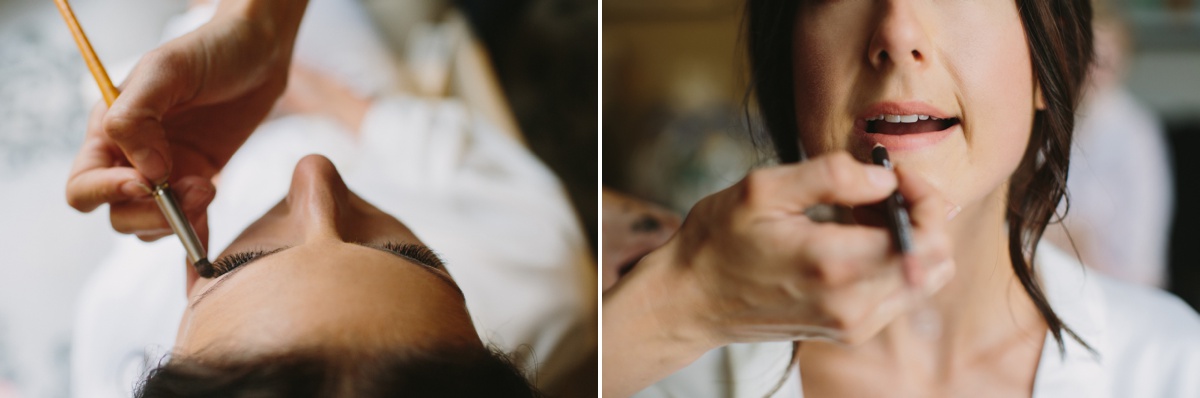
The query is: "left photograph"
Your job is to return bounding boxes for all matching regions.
[0,0,597,397]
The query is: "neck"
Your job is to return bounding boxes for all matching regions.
[873,185,1047,367]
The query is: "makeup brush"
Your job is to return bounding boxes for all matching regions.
[54,0,215,277]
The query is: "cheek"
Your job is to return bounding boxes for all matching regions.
[791,11,866,156]
[948,9,1036,198]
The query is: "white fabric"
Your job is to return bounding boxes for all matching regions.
[635,243,1200,398]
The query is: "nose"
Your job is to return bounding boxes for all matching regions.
[867,1,932,71]
[286,154,351,240]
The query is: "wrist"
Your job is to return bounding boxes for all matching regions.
[216,0,308,57]
[633,243,724,353]
[602,242,723,396]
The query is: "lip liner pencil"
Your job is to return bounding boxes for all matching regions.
[871,144,917,286]
[53,0,216,277]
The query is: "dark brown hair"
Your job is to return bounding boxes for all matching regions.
[135,344,541,397]
[745,0,1095,352]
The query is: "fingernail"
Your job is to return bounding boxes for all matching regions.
[131,148,168,184]
[182,183,215,209]
[865,167,896,189]
[945,204,963,221]
[120,180,153,197]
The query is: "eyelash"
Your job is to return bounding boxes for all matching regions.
[210,249,276,277]
[207,242,443,278]
[377,241,445,269]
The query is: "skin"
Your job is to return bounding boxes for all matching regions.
[600,188,681,290]
[175,155,482,358]
[603,1,1054,397]
[793,1,1047,396]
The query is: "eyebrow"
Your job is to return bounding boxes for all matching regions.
[190,243,460,310]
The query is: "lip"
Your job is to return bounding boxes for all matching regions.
[852,100,959,152]
[856,101,955,121]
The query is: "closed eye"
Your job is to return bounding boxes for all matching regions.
[209,247,288,278]
[207,241,443,279]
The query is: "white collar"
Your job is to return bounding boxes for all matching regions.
[1030,243,1109,398]
[722,243,1110,398]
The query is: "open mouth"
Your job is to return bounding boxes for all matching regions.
[865,114,960,135]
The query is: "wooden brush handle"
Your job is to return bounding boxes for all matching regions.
[53,0,119,106]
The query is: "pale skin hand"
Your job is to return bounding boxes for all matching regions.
[64,0,309,242]
[602,152,956,398]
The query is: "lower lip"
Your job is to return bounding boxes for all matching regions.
[852,121,957,152]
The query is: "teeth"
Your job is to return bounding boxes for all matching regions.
[866,114,939,123]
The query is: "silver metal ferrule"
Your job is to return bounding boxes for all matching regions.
[151,183,208,266]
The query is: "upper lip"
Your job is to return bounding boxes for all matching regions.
[857,101,957,121]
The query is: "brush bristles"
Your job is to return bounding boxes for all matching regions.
[194,259,216,278]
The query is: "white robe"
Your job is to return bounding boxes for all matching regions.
[635,244,1200,398]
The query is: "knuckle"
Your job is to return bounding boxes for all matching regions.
[819,155,858,191]
[737,169,774,206]
[823,309,856,332]
[143,49,186,72]
[800,263,829,284]
[102,113,141,140]
[827,309,867,337]
[841,329,872,345]
[801,260,849,287]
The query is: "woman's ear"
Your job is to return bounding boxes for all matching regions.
[1034,82,1047,110]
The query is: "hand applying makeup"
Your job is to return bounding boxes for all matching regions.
[604,152,958,397]
[64,0,309,243]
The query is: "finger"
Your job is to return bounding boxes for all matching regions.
[748,152,897,212]
[65,166,153,212]
[67,104,145,212]
[807,258,910,344]
[109,179,215,234]
[795,223,896,287]
[906,228,954,288]
[829,286,912,345]
[136,230,172,242]
[134,207,209,244]
[110,198,169,235]
[103,51,198,183]
[846,260,955,344]
[894,166,954,229]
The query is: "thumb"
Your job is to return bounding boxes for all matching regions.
[102,52,197,183]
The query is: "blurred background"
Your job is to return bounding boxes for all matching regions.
[0,0,594,396]
[603,0,1200,311]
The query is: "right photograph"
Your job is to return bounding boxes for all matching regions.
[602,0,1200,397]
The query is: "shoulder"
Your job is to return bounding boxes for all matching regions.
[1093,271,1200,383]
[1095,272,1200,396]
[1037,243,1200,396]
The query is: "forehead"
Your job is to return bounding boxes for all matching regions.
[178,244,475,356]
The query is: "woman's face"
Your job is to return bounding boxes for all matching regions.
[175,155,481,357]
[791,0,1041,207]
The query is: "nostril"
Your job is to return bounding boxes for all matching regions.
[911,49,923,61]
